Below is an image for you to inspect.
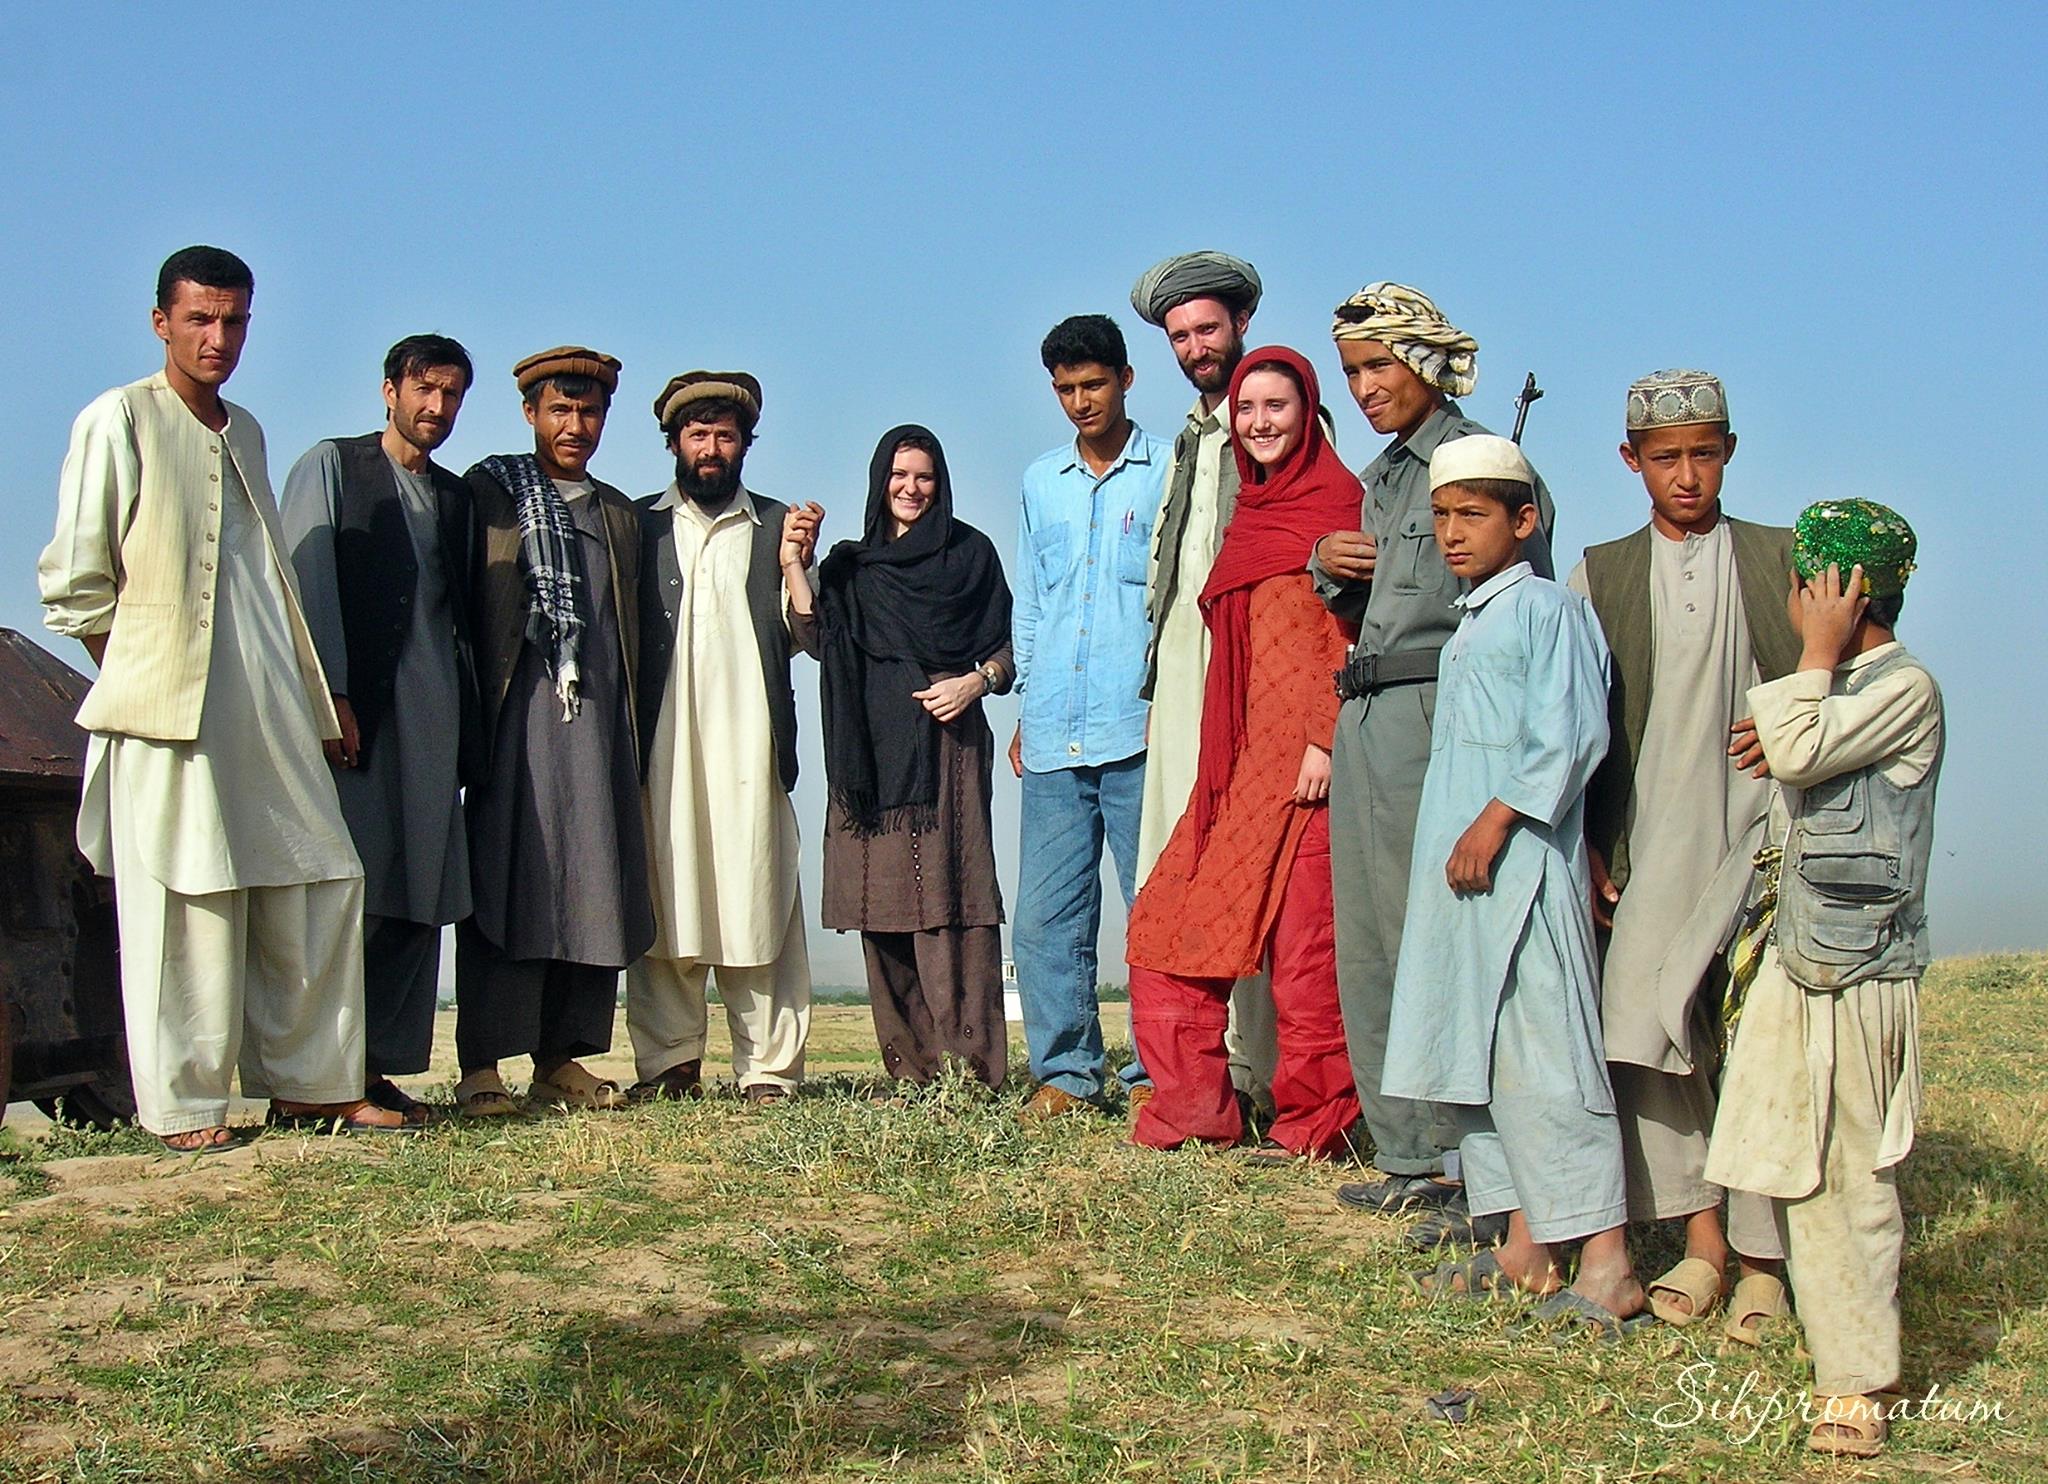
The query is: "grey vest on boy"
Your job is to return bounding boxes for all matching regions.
[1775,647,1942,990]
[636,491,800,792]
[1582,517,1801,891]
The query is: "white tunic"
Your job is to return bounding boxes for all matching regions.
[643,485,799,966]
[1569,520,1770,1070]
[1136,399,1229,885]
[79,446,361,894]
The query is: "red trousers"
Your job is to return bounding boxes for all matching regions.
[1129,811,1360,1156]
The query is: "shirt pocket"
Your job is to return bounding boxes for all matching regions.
[1453,657,1524,749]
[1030,522,1075,589]
[1116,515,1152,585]
[1385,510,1449,594]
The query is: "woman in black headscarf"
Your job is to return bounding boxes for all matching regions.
[787,425,1014,1087]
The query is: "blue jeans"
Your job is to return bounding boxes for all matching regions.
[1014,755,1149,1098]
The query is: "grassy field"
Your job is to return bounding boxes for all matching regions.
[1,954,2042,1482]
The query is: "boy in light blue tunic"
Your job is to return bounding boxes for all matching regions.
[1387,435,1647,1329]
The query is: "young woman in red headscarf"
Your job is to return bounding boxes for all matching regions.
[1124,346,1364,1158]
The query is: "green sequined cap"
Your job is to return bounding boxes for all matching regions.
[1792,498,1918,598]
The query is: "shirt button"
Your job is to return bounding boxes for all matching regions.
[1068,743,1080,754]
[1685,603,1697,613]
[209,473,219,482]
[198,619,209,629]
[209,445,219,454]
[206,532,217,542]
[200,591,211,601]
[202,562,213,572]
[669,577,679,587]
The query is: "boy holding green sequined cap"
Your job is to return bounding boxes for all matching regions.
[1707,497,1943,1459]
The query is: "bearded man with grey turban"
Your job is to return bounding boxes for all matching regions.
[1314,284,1556,1244]
[1126,249,1279,1126]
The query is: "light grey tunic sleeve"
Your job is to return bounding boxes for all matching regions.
[279,440,350,695]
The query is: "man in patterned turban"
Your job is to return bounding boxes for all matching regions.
[1314,283,1557,1247]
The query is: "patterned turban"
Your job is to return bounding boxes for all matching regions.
[1130,251,1262,327]
[1793,499,1918,599]
[1329,282,1478,397]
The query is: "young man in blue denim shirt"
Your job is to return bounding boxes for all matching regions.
[1010,315,1168,1119]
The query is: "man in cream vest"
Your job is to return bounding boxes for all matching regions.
[38,245,401,1150]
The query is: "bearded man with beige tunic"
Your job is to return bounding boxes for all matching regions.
[1570,369,1797,1332]
[1129,250,1277,1116]
[38,245,399,1150]
[627,371,817,1103]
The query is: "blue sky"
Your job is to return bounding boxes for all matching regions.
[3,3,2041,978]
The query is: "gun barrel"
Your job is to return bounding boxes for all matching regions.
[1511,372,1544,444]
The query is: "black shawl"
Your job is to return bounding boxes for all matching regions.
[816,424,1012,836]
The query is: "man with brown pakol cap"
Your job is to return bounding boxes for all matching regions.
[453,346,653,1115]
[1567,369,1795,1333]
[38,245,397,1148]
[281,334,478,1125]
[626,372,820,1103]
[1315,284,1554,1243]
[1129,249,1277,1120]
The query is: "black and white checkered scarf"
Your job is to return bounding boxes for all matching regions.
[477,452,588,719]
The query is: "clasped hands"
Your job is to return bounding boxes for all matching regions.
[780,501,826,569]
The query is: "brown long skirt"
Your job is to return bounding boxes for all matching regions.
[861,925,1006,1087]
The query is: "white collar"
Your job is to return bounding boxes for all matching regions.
[657,482,760,527]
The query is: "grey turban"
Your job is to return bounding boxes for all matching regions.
[1130,251,1263,327]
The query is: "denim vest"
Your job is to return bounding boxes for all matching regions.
[1775,647,1941,989]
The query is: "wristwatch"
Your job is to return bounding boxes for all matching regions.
[976,660,1002,694]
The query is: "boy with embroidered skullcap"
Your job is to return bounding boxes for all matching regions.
[1387,435,1647,1333]
[1707,500,1942,1458]
[1569,370,1797,1337]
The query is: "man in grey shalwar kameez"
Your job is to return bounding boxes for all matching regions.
[282,334,477,1123]
[454,346,653,1115]
[1314,285,1554,1246]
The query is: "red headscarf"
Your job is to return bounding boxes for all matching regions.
[1188,346,1363,850]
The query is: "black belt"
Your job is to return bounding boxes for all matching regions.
[1334,646,1442,701]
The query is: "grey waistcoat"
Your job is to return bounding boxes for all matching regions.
[1775,646,1942,989]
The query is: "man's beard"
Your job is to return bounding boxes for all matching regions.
[1181,337,1246,396]
[677,450,744,509]
[396,412,451,455]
